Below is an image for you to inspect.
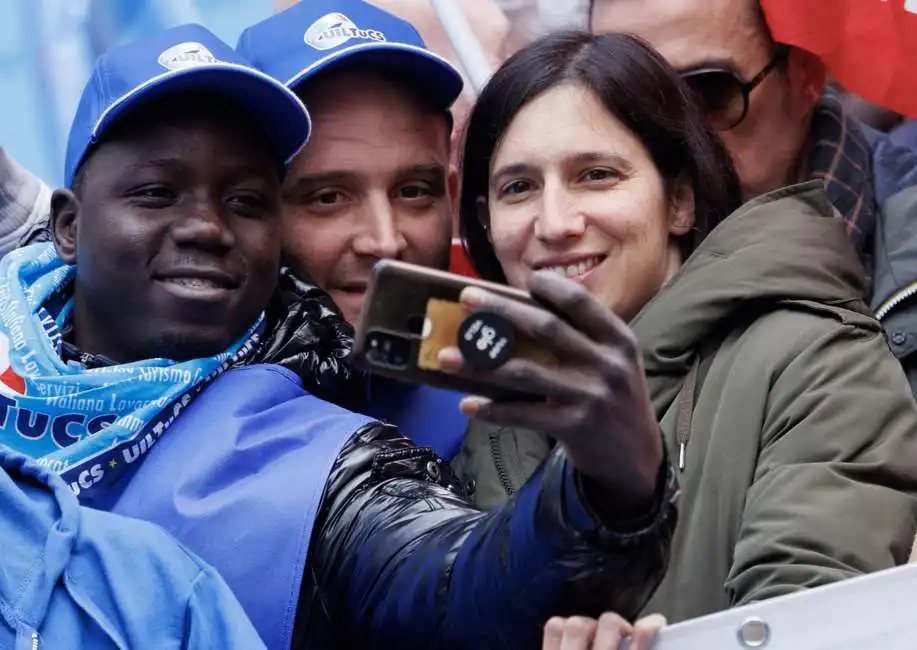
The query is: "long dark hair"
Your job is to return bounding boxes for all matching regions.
[459,31,742,282]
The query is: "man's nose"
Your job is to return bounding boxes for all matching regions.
[170,200,236,251]
[352,198,407,259]
[533,183,586,243]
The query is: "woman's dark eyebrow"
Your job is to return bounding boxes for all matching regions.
[490,162,535,185]
[566,151,634,173]
[491,152,633,186]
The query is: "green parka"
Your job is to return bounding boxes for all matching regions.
[453,182,917,622]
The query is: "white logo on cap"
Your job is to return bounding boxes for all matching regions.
[157,42,220,70]
[303,12,386,51]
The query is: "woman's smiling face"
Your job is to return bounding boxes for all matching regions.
[486,82,695,321]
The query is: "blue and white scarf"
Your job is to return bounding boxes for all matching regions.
[0,243,262,501]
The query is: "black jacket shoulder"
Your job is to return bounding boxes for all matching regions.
[293,422,678,649]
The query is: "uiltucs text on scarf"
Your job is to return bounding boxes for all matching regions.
[0,243,262,502]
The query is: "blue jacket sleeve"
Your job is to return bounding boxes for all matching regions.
[295,423,677,650]
[184,566,267,650]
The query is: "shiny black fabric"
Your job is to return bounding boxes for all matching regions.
[248,266,366,407]
[293,422,678,650]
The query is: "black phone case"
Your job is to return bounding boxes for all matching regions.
[352,260,544,402]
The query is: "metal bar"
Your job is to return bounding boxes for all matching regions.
[427,0,493,95]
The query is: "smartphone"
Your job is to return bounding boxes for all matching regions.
[353,260,556,402]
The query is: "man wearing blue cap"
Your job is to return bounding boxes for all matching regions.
[237,0,472,460]
[0,21,680,650]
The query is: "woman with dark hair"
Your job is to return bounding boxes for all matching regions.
[449,31,917,624]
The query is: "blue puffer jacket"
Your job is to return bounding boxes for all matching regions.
[0,445,264,649]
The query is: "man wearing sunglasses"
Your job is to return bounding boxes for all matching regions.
[590,0,917,398]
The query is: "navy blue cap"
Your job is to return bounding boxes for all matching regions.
[64,23,312,187]
[237,0,464,110]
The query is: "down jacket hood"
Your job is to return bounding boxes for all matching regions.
[631,181,869,406]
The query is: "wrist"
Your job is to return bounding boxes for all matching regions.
[577,455,665,522]
[565,432,663,515]
[549,442,678,548]
[574,436,675,533]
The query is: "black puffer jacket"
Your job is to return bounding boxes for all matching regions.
[292,422,678,649]
[244,271,679,648]
[249,266,364,407]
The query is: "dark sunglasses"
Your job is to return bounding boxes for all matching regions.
[679,45,790,131]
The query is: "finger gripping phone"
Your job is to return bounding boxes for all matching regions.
[352,260,552,402]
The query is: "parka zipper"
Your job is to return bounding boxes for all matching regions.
[489,432,518,497]
[875,281,917,321]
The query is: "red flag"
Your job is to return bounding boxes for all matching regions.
[761,0,917,118]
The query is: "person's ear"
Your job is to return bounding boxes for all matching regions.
[668,178,696,236]
[786,46,827,118]
[475,196,493,244]
[50,188,80,264]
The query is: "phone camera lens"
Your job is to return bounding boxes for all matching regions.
[366,332,410,369]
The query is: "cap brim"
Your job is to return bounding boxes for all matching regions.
[285,42,464,111]
[91,63,311,171]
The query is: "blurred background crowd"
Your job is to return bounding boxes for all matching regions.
[0,0,586,186]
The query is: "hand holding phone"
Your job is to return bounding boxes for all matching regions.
[354,261,664,511]
[435,271,662,507]
[353,260,554,402]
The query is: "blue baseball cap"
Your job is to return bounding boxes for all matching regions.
[64,23,311,187]
[236,0,464,111]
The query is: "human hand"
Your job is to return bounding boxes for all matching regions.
[542,613,666,650]
[436,270,662,510]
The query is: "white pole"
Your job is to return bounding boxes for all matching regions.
[427,0,494,95]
